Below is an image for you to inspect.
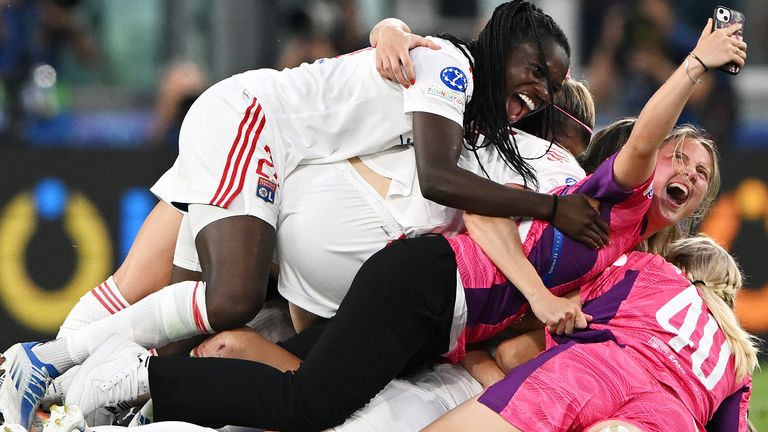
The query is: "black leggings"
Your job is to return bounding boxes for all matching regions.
[148,235,458,431]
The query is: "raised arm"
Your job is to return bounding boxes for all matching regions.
[369,18,441,87]
[463,210,591,334]
[613,19,746,189]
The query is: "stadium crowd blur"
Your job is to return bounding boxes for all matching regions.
[1,0,767,150]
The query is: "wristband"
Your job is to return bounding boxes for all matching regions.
[548,194,559,222]
[689,52,709,72]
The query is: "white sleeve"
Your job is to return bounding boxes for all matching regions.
[403,38,474,126]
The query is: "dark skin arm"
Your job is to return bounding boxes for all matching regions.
[413,112,610,248]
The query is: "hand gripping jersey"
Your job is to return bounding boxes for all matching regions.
[478,252,751,431]
[445,152,654,361]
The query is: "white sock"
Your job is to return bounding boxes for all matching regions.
[57,276,129,338]
[55,280,212,371]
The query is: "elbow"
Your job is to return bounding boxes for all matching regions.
[419,177,452,204]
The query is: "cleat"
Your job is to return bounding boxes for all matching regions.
[40,367,78,411]
[127,399,152,427]
[0,343,60,429]
[41,404,88,432]
[65,335,150,419]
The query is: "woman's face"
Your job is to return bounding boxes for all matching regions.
[648,138,713,230]
[504,39,569,124]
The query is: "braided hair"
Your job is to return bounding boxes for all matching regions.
[439,1,570,187]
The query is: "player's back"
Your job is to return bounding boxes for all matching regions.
[571,251,747,427]
[234,38,473,170]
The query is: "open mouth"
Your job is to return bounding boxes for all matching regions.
[506,93,537,123]
[666,182,690,206]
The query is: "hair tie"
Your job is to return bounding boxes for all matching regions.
[692,280,706,286]
[554,104,593,134]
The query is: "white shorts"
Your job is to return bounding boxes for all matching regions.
[165,77,284,228]
[171,193,253,272]
[277,161,404,318]
[329,364,482,432]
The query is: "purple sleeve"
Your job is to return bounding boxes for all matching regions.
[705,381,752,432]
[571,153,646,205]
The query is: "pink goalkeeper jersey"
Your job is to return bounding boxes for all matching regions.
[446,152,653,360]
[546,251,751,431]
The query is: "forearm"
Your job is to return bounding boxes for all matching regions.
[420,165,554,219]
[471,216,553,303]
[614,60,702,188]
[458,349,505,388]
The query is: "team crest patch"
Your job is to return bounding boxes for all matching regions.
[440,67,468,92]
[426,85,464,109]
[256,177,277,203]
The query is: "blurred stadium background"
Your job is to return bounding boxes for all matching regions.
[0,0,766,427]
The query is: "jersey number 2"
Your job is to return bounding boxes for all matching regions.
[655,285,731,390]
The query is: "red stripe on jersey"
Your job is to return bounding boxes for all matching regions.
[214,103,263,207]
[220,114,267,208]
[210,98,259,206]
[101,283,127,310]
[91,284,116,314]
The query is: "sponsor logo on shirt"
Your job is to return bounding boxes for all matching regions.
[426,84,464,109]
[256,177,277,203]
[644,184,654,198]
[440,67,468,92]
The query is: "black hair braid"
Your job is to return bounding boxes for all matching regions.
[440,1,570,189]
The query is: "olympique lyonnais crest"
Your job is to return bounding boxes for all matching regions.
[256,177,277,203]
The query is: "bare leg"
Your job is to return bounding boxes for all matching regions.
[289,302,323,333]
[585,420,642,432]
[495,329,546,373]
[113,201,183,303]
[58,201,183,338]
[423,396,520,432]
[193,328,301,372]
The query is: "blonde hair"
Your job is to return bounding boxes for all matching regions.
[553,77,596,149]
[665,235,759,381]
[638,124,721,256]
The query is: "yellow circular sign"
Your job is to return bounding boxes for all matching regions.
[0,191,112,333]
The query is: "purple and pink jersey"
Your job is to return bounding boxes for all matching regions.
[480,251,751,431]
[445,153,654,361]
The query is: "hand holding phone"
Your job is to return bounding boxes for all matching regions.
[713,6,746,74]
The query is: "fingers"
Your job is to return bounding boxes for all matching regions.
[392,59,410,88]
[700,18,713,39]
[723,22,744,37]
[593,217,611,243]
[564,313,575,335]
[418,37,442,51]
[575,312,589,329]
[401,52,416,86]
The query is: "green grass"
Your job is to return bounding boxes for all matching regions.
[752,363,768,430]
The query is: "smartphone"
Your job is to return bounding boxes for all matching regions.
[713,6,746,74]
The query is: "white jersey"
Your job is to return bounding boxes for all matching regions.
[154,37,473,230]
[361,128,586,236]
[234,37,473,174]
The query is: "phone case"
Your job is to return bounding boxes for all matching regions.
[713,5,746,74]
